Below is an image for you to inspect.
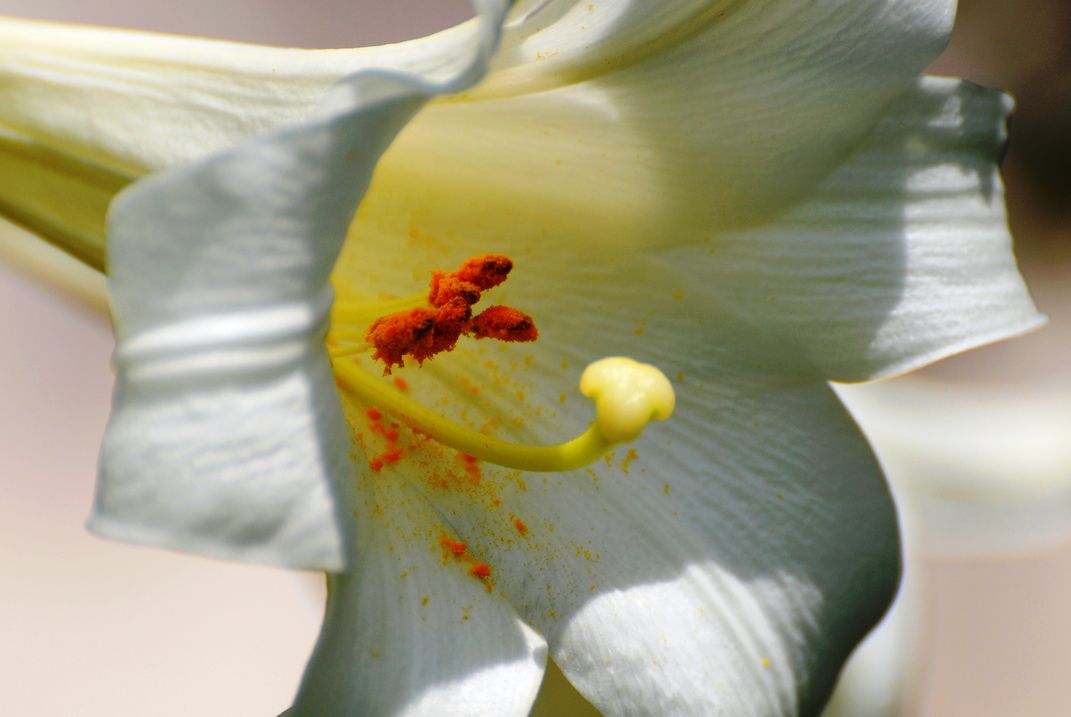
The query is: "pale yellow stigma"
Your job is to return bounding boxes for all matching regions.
[580,357,676,443]
[330,356,675,473]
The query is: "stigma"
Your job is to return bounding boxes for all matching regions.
[327,255,674,473]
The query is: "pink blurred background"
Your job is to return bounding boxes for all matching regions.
[1,1,1068,715]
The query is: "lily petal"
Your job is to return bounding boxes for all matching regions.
[342,0,957,265]
[522,376,894,716]
[92,1,512,570]
[291,478,547,716]
[367,259,897,714]
[2,0,956,261]
[660,76,1043,381]
[0,14,485,172]
[0,13,480,260]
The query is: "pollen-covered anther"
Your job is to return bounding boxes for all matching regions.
[364,253,536,372]
[469,306,538,342]
[366,307,437,372]
[428,272,481,307]
[455,254,513,291]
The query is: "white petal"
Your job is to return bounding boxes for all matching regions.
[538,373,896,716]
[822,473,925,717]
[290,478,546,717]
[661,76,1044,381]
[0,13,481,257]
[369,0,955,252]
[493,0,951,94]
[4,1,958,262]
[384,284,898,714]
[93,1,513,569]
[0,14,485,173]
[0,216,108,314]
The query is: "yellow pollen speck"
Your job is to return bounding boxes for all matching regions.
[676,371,683,382]
[664,483,671,495]
[671,289,684,301]
[555,159,562,166]
[561,358,569,369]
[559,393,567,404]
[421,596,429,607]
[761,658,771,668]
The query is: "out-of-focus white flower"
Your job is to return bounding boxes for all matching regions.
[826,373,1070,716]
[0,1,1043,714]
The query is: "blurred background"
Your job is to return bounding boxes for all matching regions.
[0,1,1067,715]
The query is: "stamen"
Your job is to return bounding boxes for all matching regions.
[362,254,536,373]
[470,306,538,342]
[429,274,481,307]
[454,254,513,290]
[331,356,675,473]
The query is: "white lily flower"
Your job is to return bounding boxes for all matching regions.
[826,373,1071,716]
[0,1,1044,715]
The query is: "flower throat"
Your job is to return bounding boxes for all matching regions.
[327,254,676,473]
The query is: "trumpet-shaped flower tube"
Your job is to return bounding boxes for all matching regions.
[0,1,1043,715]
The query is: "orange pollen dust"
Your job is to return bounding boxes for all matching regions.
[366,407,405,472]
[366,254,538,373]
[440,535,469,557]
[439,533,494,589]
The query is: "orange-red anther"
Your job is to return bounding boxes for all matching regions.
[365,254,536,371]
[428,272,481,307]
[455,254,513,291]
[427,298,472,357]
[469,306,539,343]
[469,563,492,579]
[366,307,436,372]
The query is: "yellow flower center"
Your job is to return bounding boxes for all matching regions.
[325,255,675,473]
